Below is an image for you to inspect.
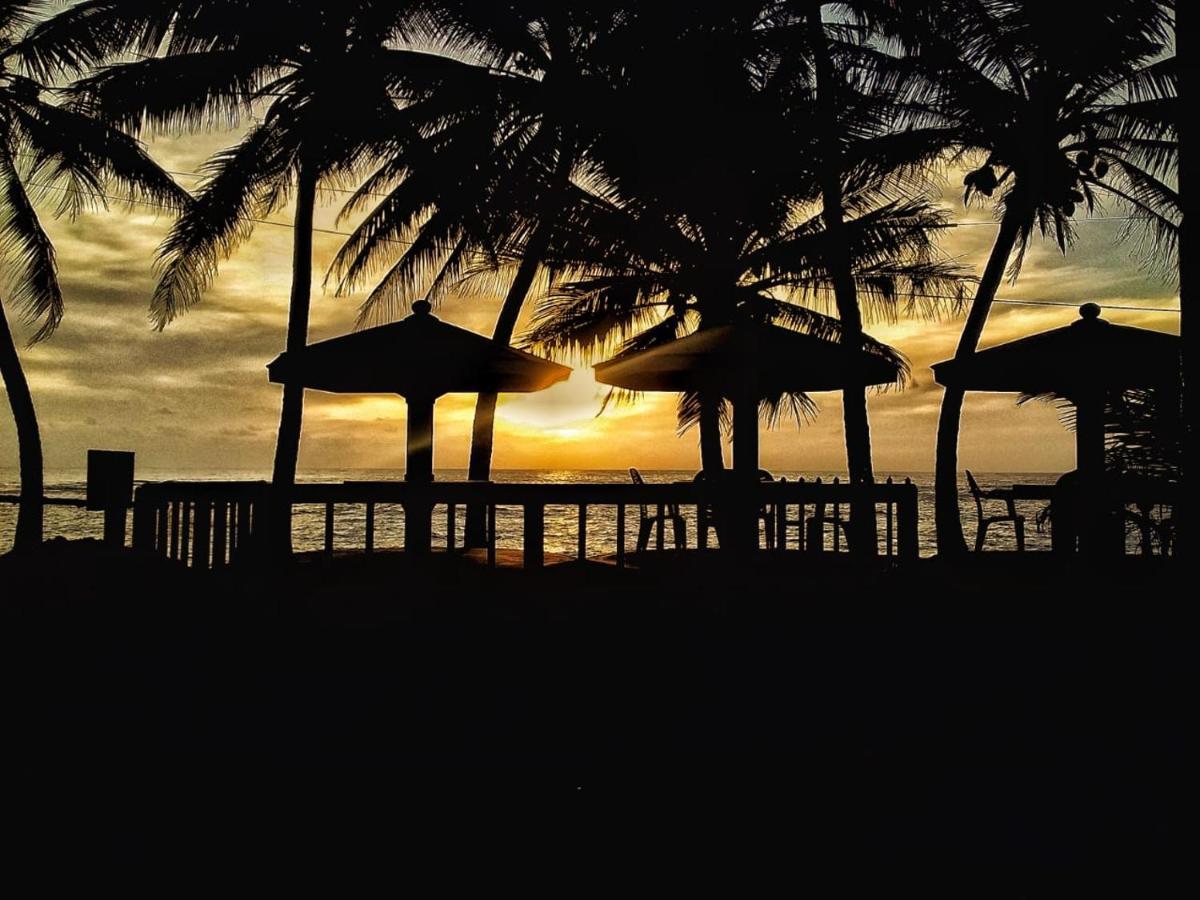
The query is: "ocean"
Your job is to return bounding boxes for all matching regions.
[2,468,1062,558]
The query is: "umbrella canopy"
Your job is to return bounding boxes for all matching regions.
[268,300,570,398]
[931,304,1180,397]
[594,321,903,395]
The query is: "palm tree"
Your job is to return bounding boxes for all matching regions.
[328,0,627,545]
[905,0,1178,555]
[524,192,955,429]
[21,0,426,550]
[762,0,962,545]
[0,2,186,551]
[516,16,966,474]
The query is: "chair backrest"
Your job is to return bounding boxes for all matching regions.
[629,468,650,521]
[965,469,985,519]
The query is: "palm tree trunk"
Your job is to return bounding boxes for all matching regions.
[698,394,726,475]
[807,8,877,553]
[463,228,553,546]
[268,157,318,554]
[0,299,43,550]
[463,145,575,547]
[934,205,1024,556]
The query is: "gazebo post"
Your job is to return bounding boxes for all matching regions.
[731,388,760,551]
[1073,389,1111,556]
[405,395,436,554]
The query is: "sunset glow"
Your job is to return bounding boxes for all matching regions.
[3,138,1176,477]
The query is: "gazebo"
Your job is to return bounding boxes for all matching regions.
[268,300,570,549]
[932,303,1181,554]
[594,319,904,549]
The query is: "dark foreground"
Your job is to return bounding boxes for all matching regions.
[0,539,1188,875]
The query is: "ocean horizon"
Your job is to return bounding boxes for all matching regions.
[2,467,1064,557]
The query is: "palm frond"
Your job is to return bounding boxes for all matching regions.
[66,50,281,136]
[7,88,189,215]
[151,123,295,328]
[7,0,181,79]
[0,141,62,342]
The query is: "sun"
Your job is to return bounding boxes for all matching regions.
[497,368,605,432]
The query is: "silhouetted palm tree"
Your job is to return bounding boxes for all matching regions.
[21,0,424,550]
[0,2,186,550]
[329,0,627,545]
[519,16,965,468]
[518,9,963,477]
[755,0,961,546]
[906,0,1178,555]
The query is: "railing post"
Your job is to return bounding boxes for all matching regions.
[578,504,587,560]
[212,502,228,570]
[898,478,919,561]
[446,503,455,551]
[193,501,211,570]
[404,489,433,556]
[832,477,841,553]
[131,488,156,552]
[237,500,253,562]
[775,490,786,551]
[156,498,168,553]
[616,503,626,568]
[885,477,895,557]
[487,503,497,568]
[807,477,823,555]
[524,502,545,569]
[181,501,191,566]
[797,478,806,552]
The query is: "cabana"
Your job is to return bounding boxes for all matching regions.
[268,300,570,550]
[932,303,1181,554]
[595,319,904,549]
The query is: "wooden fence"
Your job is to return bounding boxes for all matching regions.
[130,477,921,570]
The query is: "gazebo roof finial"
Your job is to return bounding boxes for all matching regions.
[411,299,433,317]
[1079,302,1102,321]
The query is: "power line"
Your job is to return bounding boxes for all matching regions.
[23,178,417,249]
[18,152,1151,220]
[902,290,1179,314]
[161,165,1150,222]
[22,179,1181,315]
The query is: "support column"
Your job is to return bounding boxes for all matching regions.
[405,395,436,554]
[730,390,760,552]
[1074,391,1110,556]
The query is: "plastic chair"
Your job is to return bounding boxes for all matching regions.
[966,469,1025,552]
[630,468,685,552]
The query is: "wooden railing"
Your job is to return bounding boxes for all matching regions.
[131,478,920,570]
[132,481,271,570]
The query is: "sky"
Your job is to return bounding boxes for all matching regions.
[0,125,1181,477]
